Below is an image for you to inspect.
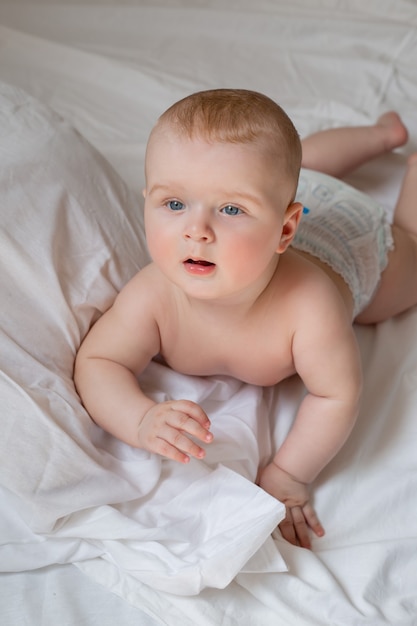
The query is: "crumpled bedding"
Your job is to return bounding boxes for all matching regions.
[1,1,417,625]
[0,81,287,596]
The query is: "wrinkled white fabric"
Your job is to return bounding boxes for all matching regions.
[1,1,417,624]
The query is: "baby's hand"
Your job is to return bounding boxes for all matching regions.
[258,462,324,549]
[137,399,213,463]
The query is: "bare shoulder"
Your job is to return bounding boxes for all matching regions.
[276,249,350,320]
[114,262,173,318]
[277,249,357,356]
[77,263,174,372]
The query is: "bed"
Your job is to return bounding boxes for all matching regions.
[1,1,417,624]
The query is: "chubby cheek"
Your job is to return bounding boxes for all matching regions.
[145,219,173,266]
[223,232,280,279]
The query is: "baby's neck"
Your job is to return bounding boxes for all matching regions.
[184,278,276,322]
[185,295,256,323]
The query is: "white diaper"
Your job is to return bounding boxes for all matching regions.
[292,168,394,318]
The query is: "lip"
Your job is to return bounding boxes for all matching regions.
[183,258,216,276]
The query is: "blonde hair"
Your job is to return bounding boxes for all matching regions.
[152,88,302,196]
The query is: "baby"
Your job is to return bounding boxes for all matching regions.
[74,89,417,549]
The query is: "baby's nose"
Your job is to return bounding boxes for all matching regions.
[183,218,214,242]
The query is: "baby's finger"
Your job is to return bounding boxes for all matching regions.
[291,506,311,549]
[153,436,194,464]
[158,425,208,461]
[278,508,297,546]
[171,399,211,429]
[302,503,325,538]
[168,408,213,444]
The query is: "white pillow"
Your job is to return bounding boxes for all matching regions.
[1,81,149,360]
[0,81,150,524]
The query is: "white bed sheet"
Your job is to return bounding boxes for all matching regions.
[1,1,417,625]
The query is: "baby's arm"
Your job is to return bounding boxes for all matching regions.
[259,282,362,548]
[74,270,212,463]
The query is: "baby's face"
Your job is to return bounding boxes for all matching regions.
[143,129,298,303]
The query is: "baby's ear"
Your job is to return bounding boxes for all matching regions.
[142,188,147,198]
[276,202,303,253]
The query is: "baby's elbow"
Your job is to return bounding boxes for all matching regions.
[333,368,362,431]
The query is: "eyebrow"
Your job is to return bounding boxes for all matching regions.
[147,183,262,205]
[228,190,263,206]
[147,183,176,196]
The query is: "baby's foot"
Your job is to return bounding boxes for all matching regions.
[376,111,408,150]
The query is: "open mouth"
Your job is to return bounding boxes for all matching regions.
[185,259,214,266]
[184,258,216,274]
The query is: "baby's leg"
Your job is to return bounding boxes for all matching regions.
[301,112,408,179]
[355,154,417,324]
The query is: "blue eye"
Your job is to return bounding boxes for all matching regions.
[168,200,184,211]
[222,205,242,216]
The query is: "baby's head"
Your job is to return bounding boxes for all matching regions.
[144,90,304,301]
[146,88,302,202]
